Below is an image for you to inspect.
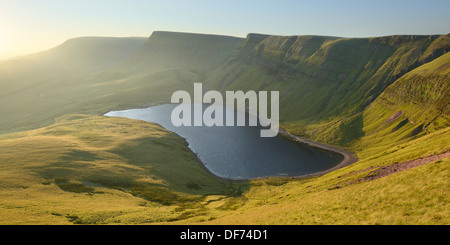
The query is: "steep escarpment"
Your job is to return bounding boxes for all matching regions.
[376,51,449,128]
[295,44,450,147]
[0,32,244,134]
[1,31,449,144]
[208,34,450,125]
[356,51,450,150]
[0,31,449,225]
[119,31,244,73]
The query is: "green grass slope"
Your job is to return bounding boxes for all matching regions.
[208,34,450,142]
[285,52,450,147]
[120,31,244,73]
[1,113,446,225]
[0,36,148,133]
[0,37,147,75]
[0,115,244,224]
[30,36,148,70]
[194,46,450,225]
[0,32,244,134]
[352,51,450,155]
[198,156,449,225]
[0,31,449,225]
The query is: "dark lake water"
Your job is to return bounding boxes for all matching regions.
[105,104,343,179]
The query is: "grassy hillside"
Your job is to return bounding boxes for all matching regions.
[0,37,147,76]
[119,31,244,73]
[353,51,450,155]
[284,47,449,148]
[174,64,450,226]
[0,115,245,224]
[0,32,243,135]
[29,36,148,71]
[0,31,448,225]
[0,36,147,133]
[198,155,449,225]
[0,114,447,225]
[208,34,450,144]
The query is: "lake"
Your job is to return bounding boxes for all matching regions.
[105,104,343,179]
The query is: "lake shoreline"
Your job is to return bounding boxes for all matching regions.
[104,105,359,181]
[178,127,359,182]
[278,129,359,179]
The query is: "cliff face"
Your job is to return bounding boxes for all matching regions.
[0,30,448,145]
[207,33,450,124]
[365,51,450,136]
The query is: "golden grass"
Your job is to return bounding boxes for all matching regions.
[188,150,449,225]
[0,114,448,225]
[0,115,245,224]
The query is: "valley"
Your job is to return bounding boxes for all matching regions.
[0,31,448,224]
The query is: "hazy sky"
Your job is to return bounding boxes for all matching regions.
[0,0,449,59]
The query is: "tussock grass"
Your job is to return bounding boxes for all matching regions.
[0,115,247,224]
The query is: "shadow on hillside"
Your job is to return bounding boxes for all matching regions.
[35,135,251,206]
[339,114,365,145]
[106,136,251,199]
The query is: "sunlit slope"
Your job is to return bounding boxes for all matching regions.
[119,31,244,73]
[369,51,450,132]
[0,36,148,133]
[2,32,448,138]
[0,32,243,134]
[0,36,147,102]
[353,51,450,153]
[284,50,450,147]
[182,118,449,225]
[1,113,447,225]
[31,36,148,70]
[0,115,241,224]
[197,157,449,225]
[0,31,449,225]
[0,36,147,76]
[208,34,450,125]
[89,31,245,106]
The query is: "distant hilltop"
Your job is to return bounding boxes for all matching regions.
[0,30,449,143]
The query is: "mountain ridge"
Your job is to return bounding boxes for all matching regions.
[0,30,449,225]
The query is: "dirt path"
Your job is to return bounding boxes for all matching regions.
[278,129,359,178]
[329,151,450,189]
[362,151,450,182]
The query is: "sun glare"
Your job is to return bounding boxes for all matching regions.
[0,35,5,51]
[0,34,9,59]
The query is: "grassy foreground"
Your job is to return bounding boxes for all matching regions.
[194,128,449,225]
[0,115,245,224]
[0,114,448,224]
[0,32,448,224]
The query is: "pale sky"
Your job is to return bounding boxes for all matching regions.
[0,0,449,60]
